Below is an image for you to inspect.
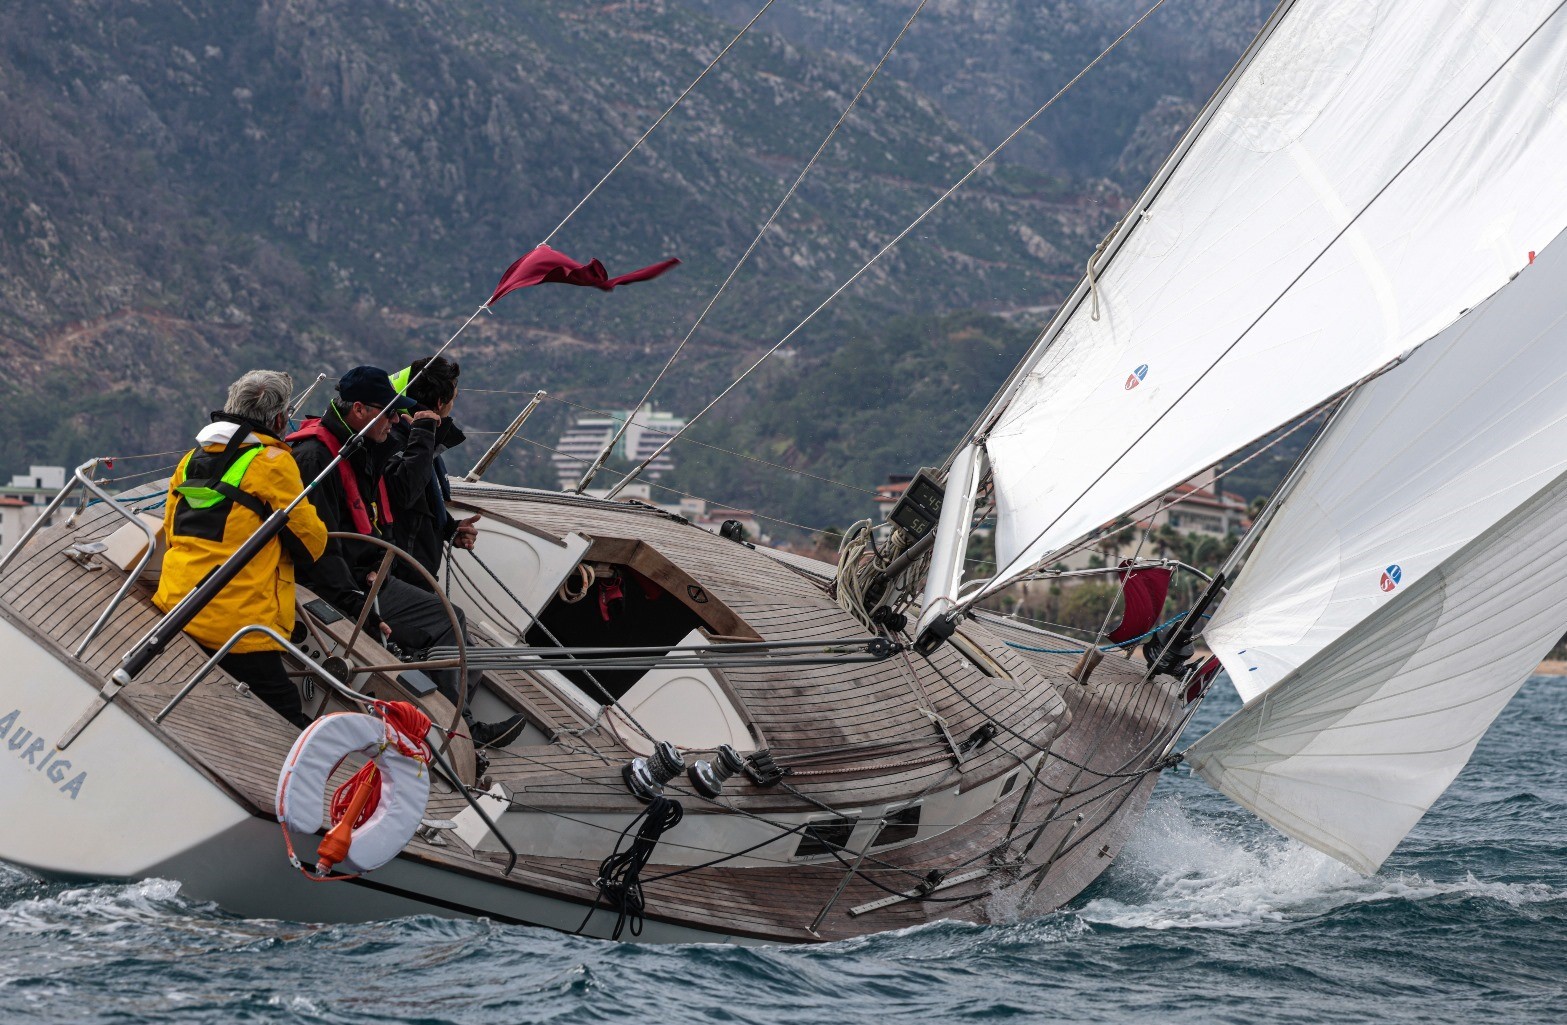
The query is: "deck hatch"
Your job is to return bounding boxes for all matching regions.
[871,805,921,847]
[794,816,858,858]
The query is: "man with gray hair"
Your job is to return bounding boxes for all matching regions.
[225,369,295,425]
[152,369,328,728]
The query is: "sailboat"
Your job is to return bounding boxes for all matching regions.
[3,0,1566,943]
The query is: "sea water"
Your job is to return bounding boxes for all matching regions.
[3,676,1562,1024]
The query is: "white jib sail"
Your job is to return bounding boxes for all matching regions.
[979,0,1567,594]
[1207,232,1567,702]
[1185,464,1567,873]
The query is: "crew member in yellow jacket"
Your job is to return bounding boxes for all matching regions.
[153,370,328,727]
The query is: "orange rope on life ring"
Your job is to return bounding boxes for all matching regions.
[276,701,434,880]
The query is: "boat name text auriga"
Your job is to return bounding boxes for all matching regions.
[0,708,88,800]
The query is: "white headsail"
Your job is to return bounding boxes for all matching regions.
[969,0,1567,598]
[1207,234,1567,701]
[1185,461,1567,872]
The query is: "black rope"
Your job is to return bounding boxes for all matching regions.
[577,796,684,940]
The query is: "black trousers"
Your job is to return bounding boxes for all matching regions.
[374,575,472,718]
[204,648,311,729]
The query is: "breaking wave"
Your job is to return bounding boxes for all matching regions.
[1073,797,1563,931]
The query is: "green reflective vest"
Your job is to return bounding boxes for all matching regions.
[174,444,266,512]
[388,365,412,396]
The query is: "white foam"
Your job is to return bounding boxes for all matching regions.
[1073,798,1563,930]
[1,877,182,934]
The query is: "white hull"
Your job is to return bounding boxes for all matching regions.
[0,612,748,943]
[143,818,755,943]
[0,612,249,878]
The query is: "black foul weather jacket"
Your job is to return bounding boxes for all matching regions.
[384,416,467,591]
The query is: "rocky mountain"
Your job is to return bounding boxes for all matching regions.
[0,0,1263,529]
[685,0,1268,183]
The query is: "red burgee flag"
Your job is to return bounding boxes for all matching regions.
[1106,562,1174,644]
[486,245,680,305]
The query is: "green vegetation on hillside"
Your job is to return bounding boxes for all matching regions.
[0,0,1263,525]
[654,310,1035,532]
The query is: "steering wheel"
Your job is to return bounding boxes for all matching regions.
[305,532,469,760]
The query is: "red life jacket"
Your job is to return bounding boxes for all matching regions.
[286,418,394,535]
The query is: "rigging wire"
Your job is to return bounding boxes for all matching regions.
[603,0,1175,500]
[972,0,1567,604]
[538,0,782,248]
[575,0,933,493]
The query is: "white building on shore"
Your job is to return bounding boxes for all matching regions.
[0,465,67,552]
[552,404,685,491]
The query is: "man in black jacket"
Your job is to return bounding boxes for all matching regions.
[383,356,480,590]
[289,366,525,747]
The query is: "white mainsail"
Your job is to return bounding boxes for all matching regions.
[1207,234,1567,702]
[973,0,1567,597]
[1185,462,1567,873]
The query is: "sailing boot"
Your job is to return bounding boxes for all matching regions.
[470,713,529,748]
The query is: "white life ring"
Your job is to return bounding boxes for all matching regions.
[275,712,431,874]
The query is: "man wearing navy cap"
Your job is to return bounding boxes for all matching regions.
[288,366,415,611]
[290,366,526,747]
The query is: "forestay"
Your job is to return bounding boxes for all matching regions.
[1185,464,1567,873]
[1207,232,1567,701]
[977,0,1567,595]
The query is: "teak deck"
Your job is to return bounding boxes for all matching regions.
[0,484,1188,942]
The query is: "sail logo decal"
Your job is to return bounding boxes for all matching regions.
[1379,564,1402,592]
[0,708,87,799]
[1124,364,1149,390]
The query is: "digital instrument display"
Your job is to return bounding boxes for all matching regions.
[889,468,945,540]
